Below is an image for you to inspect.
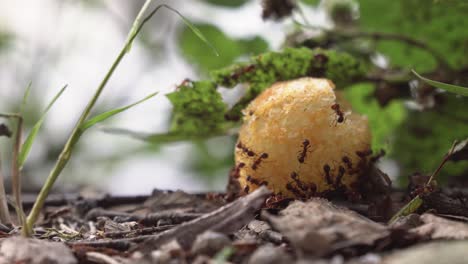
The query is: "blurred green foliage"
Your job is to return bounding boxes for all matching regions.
[203,0,249,8]
[359,0,468,71]
[178,23,268,74]
[356,0,468,180]
[343,83,406,153]
[0,31,12,52]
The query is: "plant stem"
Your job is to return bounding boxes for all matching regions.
[25,0,155,233]
[0,155,12,225]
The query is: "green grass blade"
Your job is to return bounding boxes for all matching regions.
[80,92,158,131]
[20,81,32,113]
[18,85,67,168]
[126,4,218,56]
[412,70,468,96]
[124,0,154,53]
[388,195,423,224]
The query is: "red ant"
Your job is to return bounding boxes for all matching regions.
[334,166,346,188]
[331,103,345,123]
[175,78,192,90]
[246,175,261,186]
[252,153,268,170]
[323,164,333,185]
[290,172,308,192]
[286,182,306,199]
[356,149,373,159]
[297,139,311,163]
[370,149,386,163]
[237,141,256,157]
[230,64,256,80]
[342,156,353,170]
[232,162,245,178]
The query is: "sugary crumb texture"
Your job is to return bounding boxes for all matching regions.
[234,77,372,198]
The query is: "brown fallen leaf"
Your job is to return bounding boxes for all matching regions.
[410,213,468,240]
[267,198,390,256]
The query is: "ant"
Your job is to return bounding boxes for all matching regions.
[243,185,250,194]
[237,141,256,157]
[297,139,311,163]
[246,175,261,186]
[370,149,386,163]
[252,153,269,170]
[175,78,192,90]
[286,182,306,199]
[290,172,308,192]
[232,162,245,178]
[356,149,373,159]
[334,166,346,188]
[323,164,333,185]
[342,156,353,170]
[230,64,256,80]
[331,103,345,123]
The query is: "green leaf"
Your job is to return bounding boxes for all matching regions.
[18,85,67,168]
[80,92,158,131]
[388,195,423,224]
[412,70,468,96]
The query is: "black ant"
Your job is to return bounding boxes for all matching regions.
[237,141,256,157]
[243,185,250,194]
[323,164,333,185]
[252,153,268,170]
[342,156,353,170]
[334,166,346,188]
[331,103,345,123]
[297,139,311,163]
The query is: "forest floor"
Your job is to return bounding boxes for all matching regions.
[1,165,468,264]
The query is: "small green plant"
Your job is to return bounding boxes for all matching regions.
[0,1,216,236]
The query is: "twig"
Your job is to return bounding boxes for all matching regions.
[86,251,122,264]
[138,186,271,251]
[103,225,174,239]
[337,31,451,70]
[69,187,271,251]
[85,208,202,225]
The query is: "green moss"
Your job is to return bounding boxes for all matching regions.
[166,81,227,136]
[212,47,366,119]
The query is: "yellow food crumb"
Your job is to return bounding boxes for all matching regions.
[234,77,371,198]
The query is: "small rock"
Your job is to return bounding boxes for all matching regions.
[248,245,292,264]
[0,236,77,264]
[248,220,271,233]
[151,240,182,264]
[191,231,231,256]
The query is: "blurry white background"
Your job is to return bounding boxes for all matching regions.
[0,0,326,195]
